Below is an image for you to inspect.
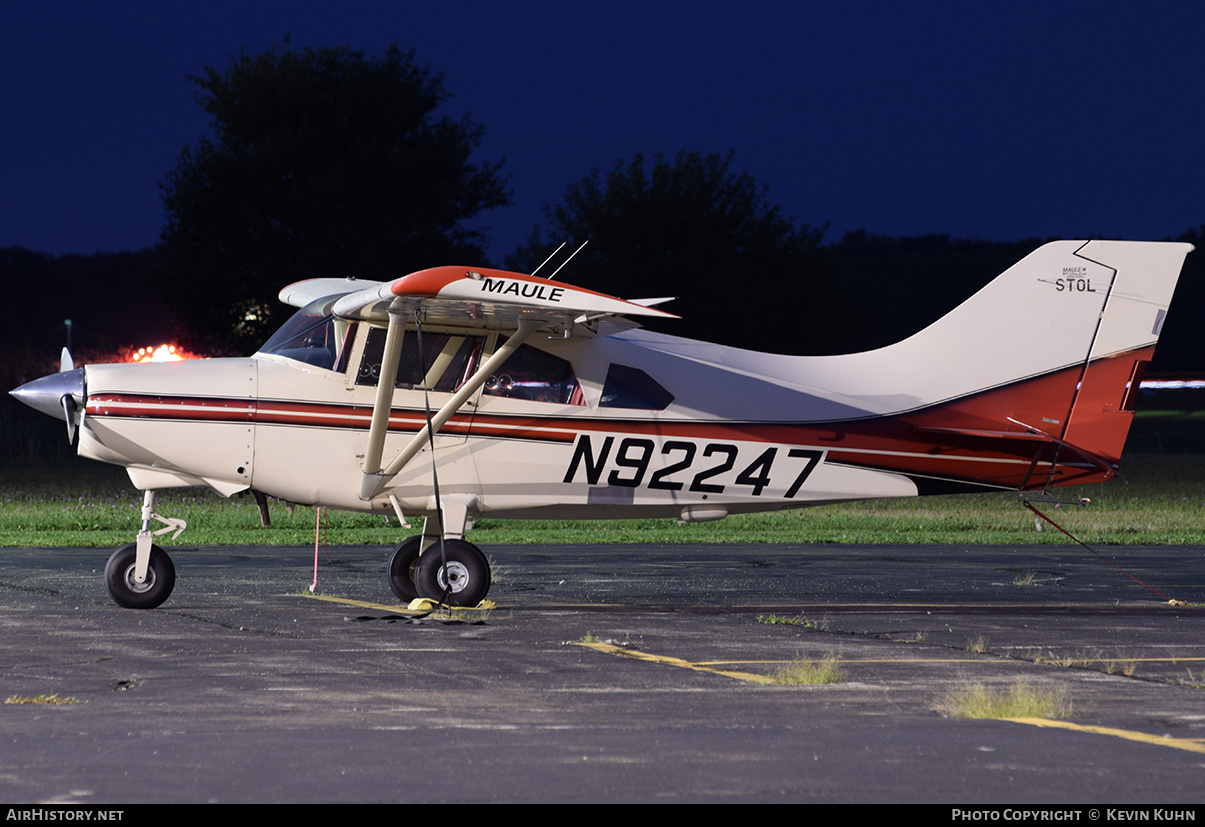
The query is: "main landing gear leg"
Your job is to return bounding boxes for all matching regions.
[104,490,186,609]
[389,502,491,607]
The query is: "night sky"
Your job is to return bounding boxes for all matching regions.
[4,1,1203,265]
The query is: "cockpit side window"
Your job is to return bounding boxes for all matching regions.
[599,363,674,410]
[355,326,485,392]
[258,300,355,371]
[483,344,584,405]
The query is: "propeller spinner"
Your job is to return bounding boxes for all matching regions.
[10,353,85,443]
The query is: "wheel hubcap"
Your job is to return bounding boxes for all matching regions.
[122,564,155,594]
[436,561,470,593]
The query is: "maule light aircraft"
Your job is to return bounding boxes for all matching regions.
[10,240,1194,609]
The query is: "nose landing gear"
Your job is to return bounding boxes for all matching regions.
[104,490,186,609]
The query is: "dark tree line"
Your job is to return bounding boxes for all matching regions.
[6,227,1203,369]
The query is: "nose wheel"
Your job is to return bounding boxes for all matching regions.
[105,543,176,609]
[104,489,185,609]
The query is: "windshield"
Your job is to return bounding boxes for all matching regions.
[258,298,355,371]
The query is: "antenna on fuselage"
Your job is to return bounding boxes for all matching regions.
[546,239,589,281]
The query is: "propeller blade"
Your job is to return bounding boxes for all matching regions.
[61,395,78,444]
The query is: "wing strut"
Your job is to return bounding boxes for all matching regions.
[359,315,541,500]
[361,303,407,482]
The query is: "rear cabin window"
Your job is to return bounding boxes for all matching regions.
[355,327,485,392]
[599,363,674,410]
[483,344,584,405]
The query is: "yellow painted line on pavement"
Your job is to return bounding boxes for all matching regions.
[1008,718,1205,754]
[702,656,1205,666]
[577,642,774,684]
[700,658,989,666]
[579,646,1205,752]
[1023,657,1205,666]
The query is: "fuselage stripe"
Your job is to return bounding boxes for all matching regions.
[83,392,1073,491]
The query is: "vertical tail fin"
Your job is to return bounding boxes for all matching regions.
[903,240,1193,487]
[831,240,1193,490]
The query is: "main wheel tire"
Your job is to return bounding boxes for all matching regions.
[387,536,423,601]
[413,539,491,607]
[105,543,175,609]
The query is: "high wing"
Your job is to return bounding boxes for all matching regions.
[281,266,677,332]
[278,266,678,501]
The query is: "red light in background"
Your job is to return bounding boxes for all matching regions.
[126,344,201,363]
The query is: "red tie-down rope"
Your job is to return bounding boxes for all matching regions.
[310,506,332,593]
[1022,501,1176,602]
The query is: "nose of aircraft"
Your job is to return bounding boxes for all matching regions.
[10,367,85,422]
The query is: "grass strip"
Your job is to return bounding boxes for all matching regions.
[2,454,1204,547]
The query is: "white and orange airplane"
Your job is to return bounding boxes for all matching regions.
[10,240,1193,609]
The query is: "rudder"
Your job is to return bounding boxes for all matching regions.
[1058,240,1193,464]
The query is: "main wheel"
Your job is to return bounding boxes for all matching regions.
[387,536,423,601]
[105,543,176,609]
[412,540,491,607]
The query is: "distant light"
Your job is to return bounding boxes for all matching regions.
[127,344,201,363]
[1139,379,1205,390]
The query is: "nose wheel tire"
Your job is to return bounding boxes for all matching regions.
[387,536,423,602]
[105,543,176,609]
[413,539,491,607]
